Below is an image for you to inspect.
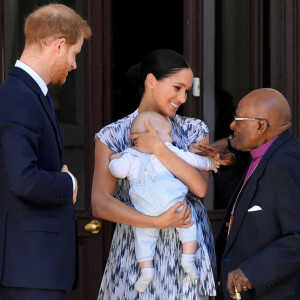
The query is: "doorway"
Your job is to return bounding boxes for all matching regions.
[112,0,184,121]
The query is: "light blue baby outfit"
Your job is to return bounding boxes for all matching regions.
[124,148,197,263]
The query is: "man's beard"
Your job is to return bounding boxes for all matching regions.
[50,60,69,85]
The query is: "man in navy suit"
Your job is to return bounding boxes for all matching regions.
[0,4,91,300]
[215,88,300,299]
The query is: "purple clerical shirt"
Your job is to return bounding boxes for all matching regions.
[243,136,278,185]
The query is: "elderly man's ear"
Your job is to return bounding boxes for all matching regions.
[257,120,268,133]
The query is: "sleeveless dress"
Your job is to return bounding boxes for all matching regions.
[96,109,216,300]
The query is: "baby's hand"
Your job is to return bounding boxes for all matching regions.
[208,157,221,173]
[110,152,123,162]
[188,143,198,154]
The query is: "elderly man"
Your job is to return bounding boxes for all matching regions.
[213,88,300,299]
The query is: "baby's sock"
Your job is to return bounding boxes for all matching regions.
[134,267,155,293]
[181,253,199,281]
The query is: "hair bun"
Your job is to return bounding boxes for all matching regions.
[127,62,143,87]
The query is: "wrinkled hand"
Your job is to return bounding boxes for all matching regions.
[157,199,194,229]
[129,118,163,153]
[61,165,78,205]
[227,268,253,299]
[190,143,236,166]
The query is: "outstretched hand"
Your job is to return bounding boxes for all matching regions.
[190,143,236,166]
[129,118,163,153]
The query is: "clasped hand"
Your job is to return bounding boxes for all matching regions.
[227,268,253,299]
[61,164,78,205]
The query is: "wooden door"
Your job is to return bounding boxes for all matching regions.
[65,1,113,299]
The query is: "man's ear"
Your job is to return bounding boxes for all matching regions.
[257,120,268,134]
[53,38,66,53]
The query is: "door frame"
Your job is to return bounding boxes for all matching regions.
[183,0,204,119]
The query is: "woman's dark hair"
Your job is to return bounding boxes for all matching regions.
[127,49,191,97]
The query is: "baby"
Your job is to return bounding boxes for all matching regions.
[109,111,219,293]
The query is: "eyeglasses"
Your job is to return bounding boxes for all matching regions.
[234,116,270,127]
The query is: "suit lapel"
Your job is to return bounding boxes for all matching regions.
[224,179,258,254]
[9,67,64,165]
[41,93,64,163]
[224,131,293,255]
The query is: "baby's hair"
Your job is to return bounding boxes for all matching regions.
[131,111,171,135]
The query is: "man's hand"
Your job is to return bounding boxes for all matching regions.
[190,143,236,166]
[227,268,253,299]
[72,178,78,205]
[61,165,78,205]
[129,118,163,154]
[157,199,194,229]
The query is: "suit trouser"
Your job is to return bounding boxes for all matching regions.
[0,285,65,300]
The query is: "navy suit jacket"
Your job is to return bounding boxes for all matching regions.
[216,130,300,299]
[0,67,77,290]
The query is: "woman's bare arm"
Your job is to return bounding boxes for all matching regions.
[130,118,210,198]
[91,139,193,228]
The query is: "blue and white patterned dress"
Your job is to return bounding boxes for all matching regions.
[96,109,216,300]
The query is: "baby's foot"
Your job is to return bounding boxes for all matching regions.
[181,254,199,281]
[134,268,155,293]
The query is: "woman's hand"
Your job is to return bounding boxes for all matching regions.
[129,118,163,154]
[156,199,194,229]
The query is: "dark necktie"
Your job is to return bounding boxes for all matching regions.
[46,92,55,116]
[46,92,64,150]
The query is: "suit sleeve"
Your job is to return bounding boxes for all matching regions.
[0,92,73,206]
[239,149,300,294]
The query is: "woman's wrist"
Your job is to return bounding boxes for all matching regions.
[152,138,167,155]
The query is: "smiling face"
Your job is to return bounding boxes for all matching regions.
[49,36,83,85]
[146,68,193,117]
[230,100,262,151]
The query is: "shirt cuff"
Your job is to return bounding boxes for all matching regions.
[68,172,76,191]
